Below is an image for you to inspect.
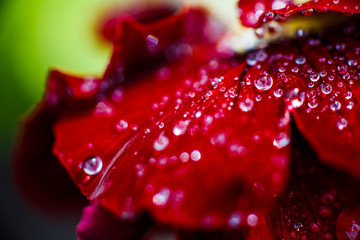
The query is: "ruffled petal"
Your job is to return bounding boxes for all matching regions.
[238,0,360,28]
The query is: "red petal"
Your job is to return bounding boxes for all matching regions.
[238,0,360,28]
[77,203,153,240]
[268,128,360,240]
[291,24,360,179]
[54,52,291,228]
[52,8,291,228]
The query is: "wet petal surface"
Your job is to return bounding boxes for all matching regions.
[238,0,360,28]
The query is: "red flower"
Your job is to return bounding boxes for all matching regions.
[15,1,360,239]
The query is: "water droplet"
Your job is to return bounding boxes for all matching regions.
[246,54,257,66]
[152,188,171,207]
[180,152,189,162]
[95,101,113,116]
[338,64,348,74]
[337,117,348,130]
[273,132,290,149]
[153,134,169,151]
[190,150,201,161]
[83,156,103,175]
[173,120,189,136]
[320,206,332,218]
[115,120,129,132]
[333,0,339,4]
[274,89,283,98]
[285,89,305,109]
[308,99,318,108]
[295,56,306,65]
[228,142,247,156]
[239,98,254,112]
[247,214,258,227]
[228,212,243,229]
[294,222,303,231]
[330,101,341,111]
[302,8,313,16]
[321,83,332,94]
[254,72,273,91]
[310,72,320,82]
[211,132,227,146]
[310,222,320,233]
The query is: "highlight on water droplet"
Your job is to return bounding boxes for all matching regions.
[83,156,103,175]
[228,212,243,229]
[190,150,201,161]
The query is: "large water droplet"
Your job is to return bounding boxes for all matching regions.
[83,156,103,175]
[254,72,273,91]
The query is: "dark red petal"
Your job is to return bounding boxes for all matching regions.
[238,0,360,28]
[77,203,153,240]
[267,127,360,240]
[13,70,94,212]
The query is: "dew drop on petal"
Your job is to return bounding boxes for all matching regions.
[308,99,318,108]
[153,134,169,151]
[247,214,258,227]
[294,222,303,231]
[83,156,103,175]
[228,212,243,229]
[239,98,254,112]
[295,55,306,65]
[152,188,171,207]
[321,84,332,95]
[274,89,283,98]
[310,72,320,82]
[173,120,189,136]
[337,64,348,74]
[330,101,341,111]
[337,117,348,130]
[190,150,201,161]
[254,72,273,91]
[273,132,290,149]
[115,120,129,132]
[180,152,189,162]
